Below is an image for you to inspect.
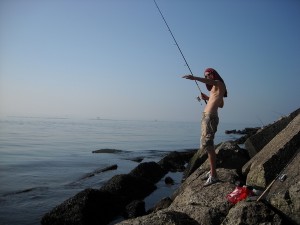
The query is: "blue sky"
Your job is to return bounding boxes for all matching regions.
[1,0,299,124]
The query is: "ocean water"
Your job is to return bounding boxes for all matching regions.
[0,117,250,225]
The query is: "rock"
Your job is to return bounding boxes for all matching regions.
[243,113,300,188]
[215,142,250,173]
[244,108,300,158]
[225,129,237,134]
[100,174,156,204]
[182,148,207,181]
[147,197,173,213]
[92,148,124,154]
[169,168,238,225]
[221,201,283,225]
[129,161,166,184]
[268,148,300,225]
[41,188,122,225]
[225,128,259,135]
[116,210,199,225]
[79,164,118,180]
[183,141,249,182]
[123,200,146,219]
[129,156,144,163]
[165,176,175,185]
[158,150,197,173]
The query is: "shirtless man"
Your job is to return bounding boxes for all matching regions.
[182,68,227,186]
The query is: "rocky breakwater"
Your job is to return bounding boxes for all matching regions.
[41,108,300,225]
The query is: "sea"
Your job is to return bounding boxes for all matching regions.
[0,116,255,225]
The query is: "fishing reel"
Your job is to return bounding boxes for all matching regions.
[196,96,201,102]
[196,95,207,104]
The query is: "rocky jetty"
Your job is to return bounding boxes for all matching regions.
[41,108,300,225]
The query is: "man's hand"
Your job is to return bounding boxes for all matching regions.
[201,93,209,100]
[182,75,195,80]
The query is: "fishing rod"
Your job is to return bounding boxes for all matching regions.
[153,0,207,104]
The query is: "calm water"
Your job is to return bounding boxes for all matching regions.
[0,117,250,225]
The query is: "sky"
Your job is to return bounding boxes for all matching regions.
[1,0,300,125]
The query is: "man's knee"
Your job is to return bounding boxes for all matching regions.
[203,145,214,153]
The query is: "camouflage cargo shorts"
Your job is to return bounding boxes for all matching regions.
[200,112,219,151]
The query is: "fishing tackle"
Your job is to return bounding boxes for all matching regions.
[153,0,207,104]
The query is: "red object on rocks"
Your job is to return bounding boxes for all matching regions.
[226,186,253,204]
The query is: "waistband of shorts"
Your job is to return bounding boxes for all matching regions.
[202,112,218,117]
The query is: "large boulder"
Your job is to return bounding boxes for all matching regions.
[158,150,197,172]
[183,141,249,182]
[268,148,300,225]
[129,161,166,184]
[41,188,122,225]
[214,141,249,173]
[123,200,146,219]
[243,113,300,188]
[182,147,207,181]
[169,168,238,225]
[100,174,156,203]
[244,108,300,158]
[221,201,283,225]
[116,210,199,225]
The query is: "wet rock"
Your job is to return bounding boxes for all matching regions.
[123,200,146,219]
[165,176,174,185]
[100,174,156,204]
[79,164,118,180]
[129,161,166,184]
[41,188,122,225]
[158,150,197,173]
[129,156,144,163]
[182,148,207,181]
[92,148,124,154]
[147,197,173,213]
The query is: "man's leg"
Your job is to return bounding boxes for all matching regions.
[206,146,217,178]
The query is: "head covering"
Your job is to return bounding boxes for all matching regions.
[204,68,227,97]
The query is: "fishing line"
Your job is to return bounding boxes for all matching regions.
[153,0,206,104]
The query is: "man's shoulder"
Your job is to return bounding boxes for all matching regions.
[214,80,225,88]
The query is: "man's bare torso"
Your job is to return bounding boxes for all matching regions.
[204,81,226,114]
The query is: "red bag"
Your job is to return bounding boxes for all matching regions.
[226,186,253,204]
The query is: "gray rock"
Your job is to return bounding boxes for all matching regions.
[129,161,166,184]
[159,150,196,172]
[243,113,300,188]
[124,200,146,219]
[169,168,238,225]
[41,188,122,225]
[221,201,283,225]
[244,108,300,158]
[148,197,173,213]
[100,174,156,203]
[268,148,300,225]
[182,147,207,181]
[117,210,199,225]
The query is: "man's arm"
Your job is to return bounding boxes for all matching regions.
[201,93,209,101]
[182,75,218,86]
